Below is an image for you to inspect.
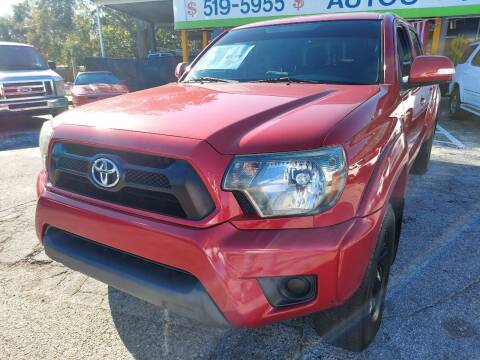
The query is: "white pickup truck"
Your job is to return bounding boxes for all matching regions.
[449,41,480,118]
[0,42,69,118]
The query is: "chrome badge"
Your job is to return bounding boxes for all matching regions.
[91,158,120,188]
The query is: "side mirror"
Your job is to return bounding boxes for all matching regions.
[175,62,189,79]
[48,60,56,70]
[408,56,454,87]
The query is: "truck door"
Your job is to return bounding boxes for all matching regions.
[396,25,425,159]
[465,47,480,111]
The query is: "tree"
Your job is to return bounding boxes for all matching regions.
[445,35,471,65]
[26,0,78,61]
[101,6,136,58]
[0,0,184,65]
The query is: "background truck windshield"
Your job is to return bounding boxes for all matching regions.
[184,20,382,85]
[0,45,49,71]
[75,73,121,85]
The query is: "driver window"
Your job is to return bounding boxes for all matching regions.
[396,26,413,80]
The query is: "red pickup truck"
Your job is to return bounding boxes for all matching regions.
[36,13,453,351]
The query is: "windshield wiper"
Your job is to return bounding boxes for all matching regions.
[184,77,237,83]
[253,77,320,84]
[253,77,368,85]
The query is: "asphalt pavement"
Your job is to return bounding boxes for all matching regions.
[0,104,479,359]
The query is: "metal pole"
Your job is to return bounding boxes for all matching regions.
[437,17,449,55]
[181,30,189,63]
[202,31,209,48]
[431,18,442,55]
[70,49,76,81]
[96,5,106,57]
[476,17,480,41]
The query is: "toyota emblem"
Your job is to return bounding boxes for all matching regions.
[91,158,120,188]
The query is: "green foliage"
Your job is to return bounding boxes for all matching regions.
[101,6,136,58]
[445,35,471,65]
[156,26,181,50]
[0,0,180,65]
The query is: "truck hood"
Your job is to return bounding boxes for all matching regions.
[56,82,380,154]
[0,69,62,82]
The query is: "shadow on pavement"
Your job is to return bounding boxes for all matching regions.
[108,286,227,359]
[108,286,307,360]
[0,115,48,151]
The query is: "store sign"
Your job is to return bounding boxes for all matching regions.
[173,0,480,29]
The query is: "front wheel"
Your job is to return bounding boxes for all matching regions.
[312,205,396,352]
[410,133,434,176]
[449,88,464,119]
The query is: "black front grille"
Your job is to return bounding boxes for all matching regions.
[58,156,90,173]
[55,173,186,218]
[49,143,215,220]
[125,169,170,189]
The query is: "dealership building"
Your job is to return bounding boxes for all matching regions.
[95,0,480,61]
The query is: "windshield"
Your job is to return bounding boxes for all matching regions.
[75,73,121,85]
[0,45,49,71]
[184,20,382,85]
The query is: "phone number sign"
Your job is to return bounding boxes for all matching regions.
[173,0,480,29]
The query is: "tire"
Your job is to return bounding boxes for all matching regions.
[390,198,404,264]
[410,133,433,176]
[51,107,68,117]
[449,87,465,119]
[312,205,396,352]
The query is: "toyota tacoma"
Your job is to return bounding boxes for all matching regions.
[36,13,454,351]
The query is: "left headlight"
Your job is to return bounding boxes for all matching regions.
[54,80,66,97]
[39,120,54,170]
[223,146,347,218]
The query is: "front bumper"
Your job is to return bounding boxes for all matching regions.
[0,97,69,114]
[43,226,229,327]
[36,172,383,327]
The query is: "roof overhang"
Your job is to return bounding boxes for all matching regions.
[95,0,174,24]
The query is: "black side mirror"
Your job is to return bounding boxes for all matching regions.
[48,61,56,70]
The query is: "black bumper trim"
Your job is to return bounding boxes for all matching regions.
[43,227,229,327]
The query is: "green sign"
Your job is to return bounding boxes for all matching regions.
[174,0,480,29]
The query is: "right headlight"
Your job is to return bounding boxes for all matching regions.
[39,120,54,170]
[54,80,66,97]
[223,146,347,218]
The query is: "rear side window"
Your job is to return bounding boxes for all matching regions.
[472,48,480,67]
[396,26,413,78]
[459,46,476,64]
[409,30,423,56]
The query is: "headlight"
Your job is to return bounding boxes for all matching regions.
[39,120,54,170]
[54,80,66,97]
[223,146,347,218]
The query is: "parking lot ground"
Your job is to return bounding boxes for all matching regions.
[0,104,479,360]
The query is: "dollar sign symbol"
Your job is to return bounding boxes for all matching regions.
[293,0,304,10]
[187,1,197,16]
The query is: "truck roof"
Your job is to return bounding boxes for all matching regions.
[0,41,33,47]
[236,12,385,30]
